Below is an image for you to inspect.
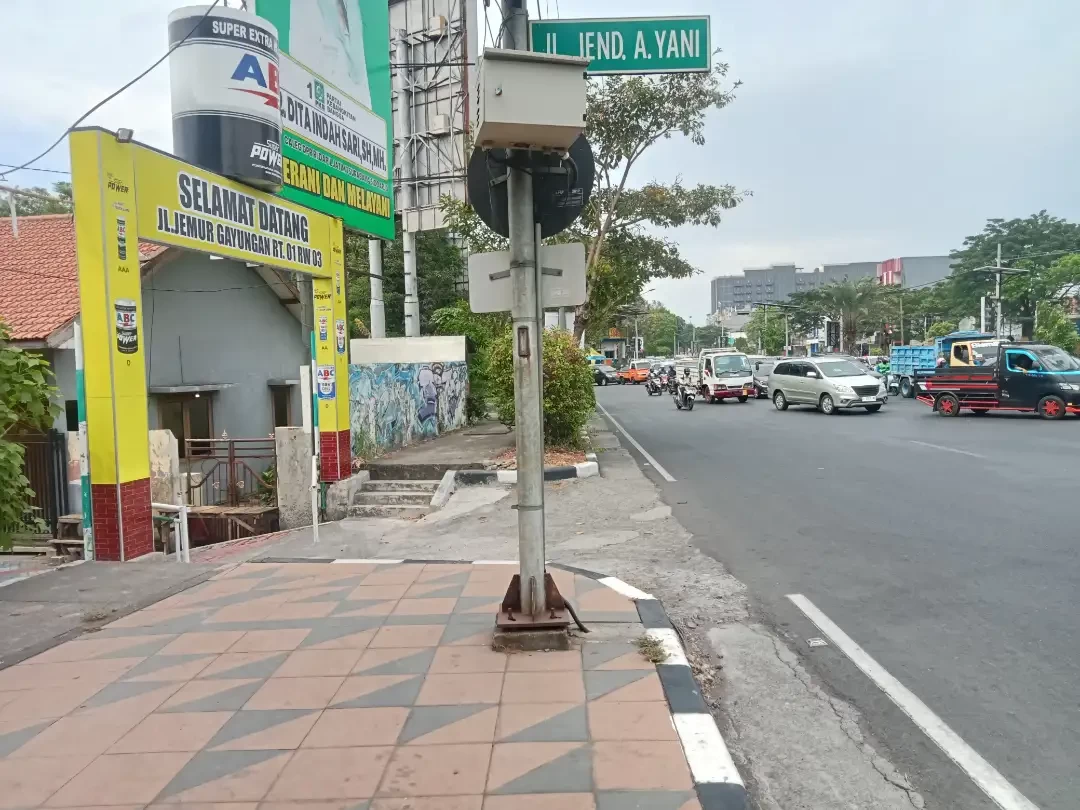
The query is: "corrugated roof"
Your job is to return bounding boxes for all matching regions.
[0,214,167,341]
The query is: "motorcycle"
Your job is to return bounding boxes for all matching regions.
[672,378,696,411]
[645,374,665,396]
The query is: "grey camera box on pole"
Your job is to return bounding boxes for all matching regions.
[476,49,589,152]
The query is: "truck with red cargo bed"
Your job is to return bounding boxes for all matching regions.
[915,343,1080,419]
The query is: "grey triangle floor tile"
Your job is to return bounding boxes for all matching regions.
[384,614,452,626]
[156,749,283,800]
[207,709,316,749]
[492,746,593,794]
[398,704,490,743]
[453,596,502,614]
[584,670,652,701]
[0,721,52,757]
[228,566,280,579]
[419,570,470,587]
[99,637,174,659]
[82,679,177,709]
[99,612,213,636]
[441,617,494,644]
[203,652,288,680]
[574,575,607,595]
[161,680,264,712]
[597,790,697,810]
[502,705,588,743]
[120,653,209,681]
[333,675,423,708]
[332,600,393,616]
[362,648,435,676]
[299,621,384,648]
[291,586,354,603]
[582,641,639,670]
[414,583,465,598]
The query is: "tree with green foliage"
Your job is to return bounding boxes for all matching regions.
[0,182,72,216]
[788,278,884,350]
[429,300,509,422]
[745,308,787,355]
[1035,302,1079,352]
[945,212,1080,335]
[344,224,465,338]
[488,328,595,448]
[444,56,749,343]
[0,322,60,548]
[926,320,958,340]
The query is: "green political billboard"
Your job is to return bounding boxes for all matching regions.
[255,0,394,239]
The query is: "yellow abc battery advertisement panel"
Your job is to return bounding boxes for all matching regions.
[133,145,334,278]
[70,129,149,484]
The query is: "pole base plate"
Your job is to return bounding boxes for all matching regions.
[495,573,571,631]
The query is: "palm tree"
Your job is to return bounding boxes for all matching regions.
[791,278,883,351]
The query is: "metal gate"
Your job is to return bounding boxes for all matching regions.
[3,430,68,538]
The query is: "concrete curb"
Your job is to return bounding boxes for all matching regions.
[429,469,457,510]
[251,556,747,809]
[455,457,599,486]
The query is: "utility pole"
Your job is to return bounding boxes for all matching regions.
[995,243,1003,336]
[502,0,545,617]
[395,32,420,337]
[368,240,386,338]
[899,294,904,346]
[634,317,639,360]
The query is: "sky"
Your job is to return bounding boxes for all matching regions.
[3,1,1080,324]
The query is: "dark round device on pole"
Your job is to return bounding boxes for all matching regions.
[467,135,595,239]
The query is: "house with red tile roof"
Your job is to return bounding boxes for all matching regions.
[1,213,311,452]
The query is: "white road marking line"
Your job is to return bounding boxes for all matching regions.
[596,403,677,482]
[909,440,986,459]
[786,593,1040,810]
[673,713,744,786]
[599,576,655,601]
[646,627,688,666]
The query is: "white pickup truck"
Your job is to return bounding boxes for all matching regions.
[697,349,755,403]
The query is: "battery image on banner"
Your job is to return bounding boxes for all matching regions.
[316,364,336,399]
[319,315,329,342]
[168,5,282,191]
[116,217,128,261]
[115,299,139,354]
[335,319,346,353]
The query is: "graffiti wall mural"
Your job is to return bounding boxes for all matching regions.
[349,361,468,460]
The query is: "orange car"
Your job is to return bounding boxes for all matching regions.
[618,360,652,384]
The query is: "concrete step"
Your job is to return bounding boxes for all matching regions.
[363,480,440,493]
[366,462,485,481]
[348,504,430,519]
[354,491,433,506]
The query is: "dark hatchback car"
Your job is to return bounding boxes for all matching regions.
[593,364,621,386]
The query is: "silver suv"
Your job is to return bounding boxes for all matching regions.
[770,357,887,414]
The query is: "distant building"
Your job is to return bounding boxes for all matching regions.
[710,261,879,314]
[876,256,955,289]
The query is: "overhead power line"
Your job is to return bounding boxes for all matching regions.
[0,0,221,176]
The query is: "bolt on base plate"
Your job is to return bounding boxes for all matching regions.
[495,572,571,631]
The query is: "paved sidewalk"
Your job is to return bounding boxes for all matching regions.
[0,560,703,810]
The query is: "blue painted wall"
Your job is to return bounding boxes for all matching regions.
[349,361,468,459]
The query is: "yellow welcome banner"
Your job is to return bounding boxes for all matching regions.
[133,145,334,278]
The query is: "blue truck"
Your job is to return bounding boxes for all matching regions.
[889,331,1000,397]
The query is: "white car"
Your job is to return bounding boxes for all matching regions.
[769,357,888,414]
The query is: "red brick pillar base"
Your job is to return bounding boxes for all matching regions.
[90,479,153,561]
[319,430,352,482]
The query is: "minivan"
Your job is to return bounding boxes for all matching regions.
[770,357,887,414]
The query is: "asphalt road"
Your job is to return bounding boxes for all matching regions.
[596,382,1079,810]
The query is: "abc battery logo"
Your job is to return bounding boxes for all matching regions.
[231,53,280,109]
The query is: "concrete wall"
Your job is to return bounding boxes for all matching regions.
[48,347,77,431]
[149,430,182,507]
[144,255,308,438]
[275,427,312,529]
[350,335,465,364]
[349,360,468,460]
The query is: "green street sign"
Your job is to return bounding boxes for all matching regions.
[529,16,711,76]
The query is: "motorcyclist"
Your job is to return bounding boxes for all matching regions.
[876,357,890,376]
